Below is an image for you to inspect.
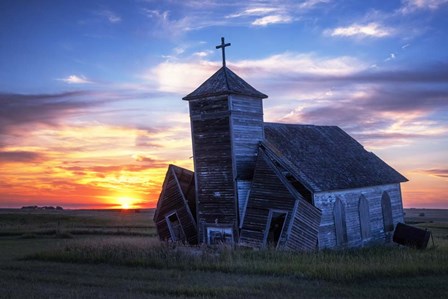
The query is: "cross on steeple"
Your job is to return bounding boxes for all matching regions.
[216,37,231,67]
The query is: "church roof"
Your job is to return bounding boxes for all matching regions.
[183,66,268,101]
[263,123,408,193]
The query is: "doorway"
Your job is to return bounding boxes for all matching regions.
[265,211,288,248]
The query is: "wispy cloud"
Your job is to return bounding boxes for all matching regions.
[420,168,448,179]
[141,9,198,36]
[0,151,45,163]
[58,75,93,84]
[226,7,280,18]
[326,22,392,38]
[385,53,396,61]
[298,0,332,9]
[147,60,219,93]
[147,52,366,94]
[0,91,91,133]
[97,9,122,23]
[252,15,293,26]
[399,0,448,14]
[139,1,332,38]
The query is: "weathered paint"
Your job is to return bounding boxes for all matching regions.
[314,183,404,249]
[188,93,264,243]
[155,63,408,252]
[240,149,321,250]
[153,165,197,244]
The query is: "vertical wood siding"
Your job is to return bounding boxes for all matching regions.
[284,198,321,251]
[154,165,197,244]
[314,183,404,249]
[239,151,297,248]
[190,96,237,242]
[237,180,251,225]
[230,95,264,180]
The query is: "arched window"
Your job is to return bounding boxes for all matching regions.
[381,192,394,232]
[333,198,348,246]
[358,195,370,240]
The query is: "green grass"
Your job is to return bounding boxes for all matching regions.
[24,238,448,283]
[0,208,156,237]
[1,208,448,298]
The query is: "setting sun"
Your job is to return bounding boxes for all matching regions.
[118,197,136,209]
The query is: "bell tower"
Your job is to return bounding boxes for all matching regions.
[183,38,268,244]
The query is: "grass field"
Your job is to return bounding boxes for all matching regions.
[0,208,447,298]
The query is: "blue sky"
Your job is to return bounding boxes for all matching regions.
[0,0,447,208]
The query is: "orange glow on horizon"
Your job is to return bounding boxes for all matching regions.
[0,120,446,210]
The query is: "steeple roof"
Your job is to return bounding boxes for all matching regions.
[183,66,268,101]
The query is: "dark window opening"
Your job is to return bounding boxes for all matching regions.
[272,159,313,204]
[266,212,287,248]
[334,198,348,246]
[381,192,394,232]
[167,213,186,242]
[285,173,313,204]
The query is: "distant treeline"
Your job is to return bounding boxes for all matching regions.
[21,205,64,210]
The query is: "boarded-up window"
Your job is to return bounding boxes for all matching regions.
[358,195,370,240]
[206,226,233,245]
[265,211,287,248]
[333,198,348,246]
[381,192,394,232]
[166,212,186,242]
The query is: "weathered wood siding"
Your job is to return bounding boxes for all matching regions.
[172,165,196,221]
[189,94,265,242]
[314,183,404,249]
[284,198,321,251]
[154,165,197,244]
[239,150,297,248]
[189,96,237,242]
[229,95,264,180]
[237,180,251,225]
[230,95,264,229]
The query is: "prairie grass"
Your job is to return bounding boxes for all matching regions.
[25,237,448,283]
[2,208,448,298]
[0,209,156,237]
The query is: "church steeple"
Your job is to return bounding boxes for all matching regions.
[184,38,267,244]
[183,66,268,101]
[183,37,267,101]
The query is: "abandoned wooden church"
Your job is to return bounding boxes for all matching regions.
[154,38,408,250]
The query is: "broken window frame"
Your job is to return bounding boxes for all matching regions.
[206,225,234,245]
[165,211,186,242]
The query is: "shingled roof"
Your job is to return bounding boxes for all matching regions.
[263,123,408,192]
[183,66,268,101]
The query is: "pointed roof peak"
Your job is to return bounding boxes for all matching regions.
[183,66,268,101]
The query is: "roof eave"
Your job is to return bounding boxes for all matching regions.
[183,90,268,101]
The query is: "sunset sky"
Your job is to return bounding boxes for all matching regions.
[1,0,447,209]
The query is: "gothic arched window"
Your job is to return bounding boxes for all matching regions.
[381,192,394,232]
[333,198,348,246]
[358,195,371,240]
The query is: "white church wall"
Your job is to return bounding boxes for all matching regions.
[314,183,404,249]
